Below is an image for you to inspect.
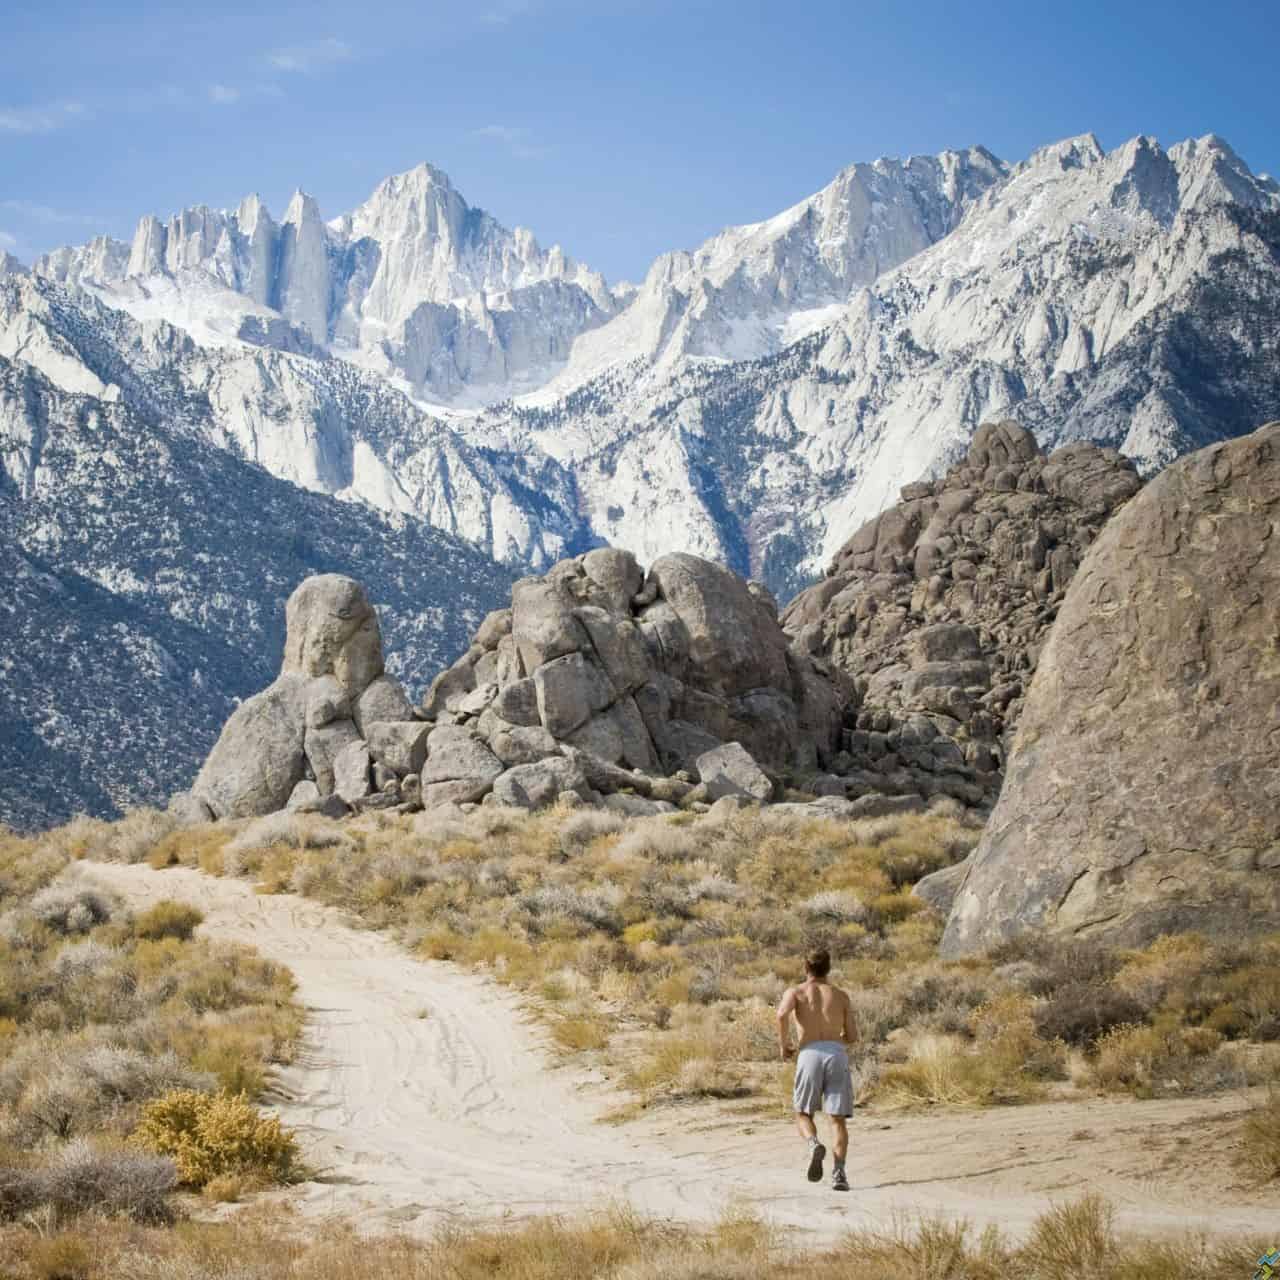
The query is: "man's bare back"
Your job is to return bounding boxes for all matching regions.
[777,976,856,1055]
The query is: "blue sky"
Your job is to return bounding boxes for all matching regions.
[3,0,1278,282]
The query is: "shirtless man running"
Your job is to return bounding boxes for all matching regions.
[776,947,857,1192]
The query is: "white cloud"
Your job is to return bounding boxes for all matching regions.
[481,1,533,24]
[1,200,99,227]
[0,101,86,134]
[472,123,548,161]
[209,84,241,105]
[268,38,353,73]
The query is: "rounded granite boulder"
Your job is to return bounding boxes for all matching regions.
[941,423,1280,955]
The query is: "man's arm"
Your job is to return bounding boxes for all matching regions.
[776,987,797,1060]
[842,990,859,1047]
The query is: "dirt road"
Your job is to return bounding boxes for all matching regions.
[82,861,1280,1243]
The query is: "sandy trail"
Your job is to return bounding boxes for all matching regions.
[83,862,1280,1244]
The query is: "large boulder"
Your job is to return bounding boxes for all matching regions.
[191,674,310,819]
[418,726,503,805]
[942,424,1280,955]
[492,758,592,810]
[189,575,393,818]
[782,420,1141,806]
[696,742,774,802]
[353,675,415,734]
[282,574,384,695]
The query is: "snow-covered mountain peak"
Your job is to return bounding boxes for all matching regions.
[282,189,322,225]
[520,143,1011,398]
[1023,132,1106,172]
[0,252,27,278]
[1168,133,1280,210]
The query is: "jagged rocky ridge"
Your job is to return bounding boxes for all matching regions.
[0,357,516,831]
[34,165,620,404]
[782,421,1142,804]
[18,135,1278,594]
[484,134,1280,594]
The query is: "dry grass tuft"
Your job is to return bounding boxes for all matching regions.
[0,1195,1268,1280]
[1238,1090,1280,1182]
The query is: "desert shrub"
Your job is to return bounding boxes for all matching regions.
[27,882,114,935]
[1238,1091,1280,1182]
[1111,933,1214,1006]
[560,810,626,854]
[104,808,177,865]
[551,1017,609,1052]
[801,889,869,926]
[893,969,992,1033]
[1033,981,1147,1048]
[131,1089,298,1188]
[2,1042,208,1146]
[612,820,701,863]
[1087,1018,1244,1097]
[0,1139,176,1223]
[878,995,1064,1107]
[226,813,353,858]
[1022,1193,1115,1277]
[132,900,204,942]
[50,939,118,985]
[520,885,624,937]
[989,936,1122,995]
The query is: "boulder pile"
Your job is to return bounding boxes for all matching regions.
[175,550,851,821]
[782,421,1141,805]
[939,422,1280,953]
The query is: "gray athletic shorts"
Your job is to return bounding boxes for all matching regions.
[793,1040,854,1116]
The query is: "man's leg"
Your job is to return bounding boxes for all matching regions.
[793,1051,826,1183]
[794,1111,817,1144]
[795,1112,825,1182]
[831,1116,848,1164]
[830,1116,849,1191]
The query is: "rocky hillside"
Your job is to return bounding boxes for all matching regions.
[782,421,1142,803]
[0,276,587,567]
[940,421,1280,953]
[0,357,515,830]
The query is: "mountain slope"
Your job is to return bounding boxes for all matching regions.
[0,356,516,829]
[0,275,593,568]
[25,134,1280,597]
[479,134,1280,593]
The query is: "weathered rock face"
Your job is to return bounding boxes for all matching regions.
[426,548,847,781]
[941,423,1280,955]
[182,575,416,819]
[782,422,1141,805]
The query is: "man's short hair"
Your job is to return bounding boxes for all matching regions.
[805,948,831,978]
